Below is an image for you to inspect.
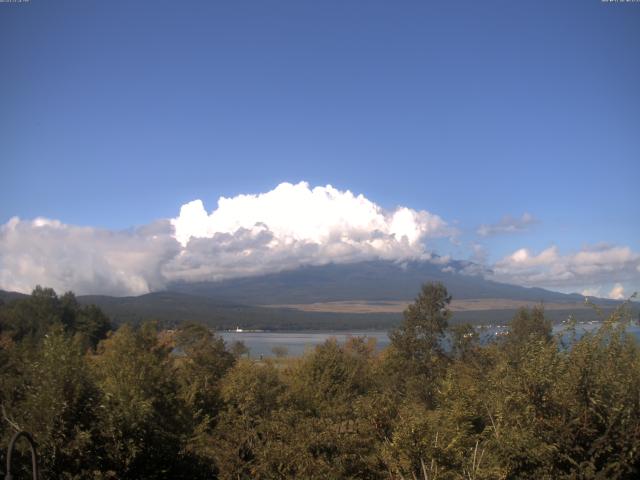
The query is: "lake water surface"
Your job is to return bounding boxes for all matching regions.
[220,323,640,357]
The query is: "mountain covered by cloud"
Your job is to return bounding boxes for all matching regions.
[0,182,451,296]
[1,182,638,298]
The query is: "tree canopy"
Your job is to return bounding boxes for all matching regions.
[1,285,639,479]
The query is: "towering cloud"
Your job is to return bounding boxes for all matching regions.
[171,182,450,248]
[165,182,453,283]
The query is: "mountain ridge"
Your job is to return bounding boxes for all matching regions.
[167,259,602,305]
[1,259,625,330]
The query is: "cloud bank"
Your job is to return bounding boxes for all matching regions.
[0,182,452,295]
[490,244,640,298]
[1,182,637,298]
[0,217,178,296]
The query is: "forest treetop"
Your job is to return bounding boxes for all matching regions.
[1,283,639,479]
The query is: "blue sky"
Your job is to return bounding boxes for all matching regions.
[1,1,639,297]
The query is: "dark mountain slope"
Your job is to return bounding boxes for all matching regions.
[0,290,28,303]
[76,291,401,330]
[1,259,624,330]
[168,259,595,305]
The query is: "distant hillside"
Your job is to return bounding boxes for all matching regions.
[168,259,604,305]
[76,291,401,330]
[75,291,624,330]
[0,290,27,303]
[1,259,626,330]
[0,286,626,330]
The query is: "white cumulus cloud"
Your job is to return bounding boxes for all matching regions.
[491,244,640,295]
[171,182,451,248]
[165,182,454,283]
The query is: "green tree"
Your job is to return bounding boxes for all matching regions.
[449,323,479,361]
[174,322,235,472]
[0,287,111,348]
[290,338,373,417]
[385,282,451,405]
[175,323,236,410]
[507,306,552,346]
[0,326,101,479]
[230,340,250,358]
[210,359,285,479]
[91,323,188,479]
[1,286,62,342]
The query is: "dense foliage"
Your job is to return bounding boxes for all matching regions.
[1,284,639,479]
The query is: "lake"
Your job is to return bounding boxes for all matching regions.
[220,322,640,357]
[220,330,391,357]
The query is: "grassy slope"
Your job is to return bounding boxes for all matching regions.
[77,292,627,330]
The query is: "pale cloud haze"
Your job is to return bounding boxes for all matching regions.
[0,217,178,296]
[477,213,537,237]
